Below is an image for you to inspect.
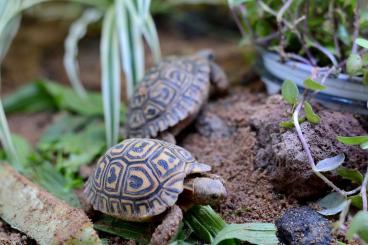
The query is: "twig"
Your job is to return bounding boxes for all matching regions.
[329,0,341,58]
[230,7,246,38]
[277,0,293,22]
[361,166,368,211]
[255,32,280,45]
[276,0,293,62]
[351,0,361,54]
[308,38,338,66]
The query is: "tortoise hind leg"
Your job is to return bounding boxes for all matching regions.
[209,61,229,95]
[150,205,183,245]
[157,131,176,144]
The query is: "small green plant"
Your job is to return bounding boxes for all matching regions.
[279,77,368,244]
[228,1,368,75]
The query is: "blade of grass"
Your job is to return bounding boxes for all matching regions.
[0,100,20,170]
[64,8,102,98]
[101,6,121,147]
[116,0,144,97]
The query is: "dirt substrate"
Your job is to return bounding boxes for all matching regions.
[181,88,298,224]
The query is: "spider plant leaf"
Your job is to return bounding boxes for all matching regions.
[116,0,145,97]
[0,100,20,170]
[101,6,121,148]
[64,8,102,98]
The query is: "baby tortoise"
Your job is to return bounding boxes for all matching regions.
[125,50,229,143]
[84,138,227,244]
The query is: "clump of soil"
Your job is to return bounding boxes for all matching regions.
[250,95,368,199]
[181,88,298,223]
[0,219,36,245]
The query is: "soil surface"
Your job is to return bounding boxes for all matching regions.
[182,88,298,223]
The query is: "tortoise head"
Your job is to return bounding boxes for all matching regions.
[192,175,227,205]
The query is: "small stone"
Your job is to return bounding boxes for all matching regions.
[196,110,233,138]
[276,207,332,245]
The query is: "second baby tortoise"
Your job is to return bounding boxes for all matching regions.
[84,138,227,244]
[125,50,229,143]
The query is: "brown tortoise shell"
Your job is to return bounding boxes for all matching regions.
[125,54,211,138]
[84,138,201,221]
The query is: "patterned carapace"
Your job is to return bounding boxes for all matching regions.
[84,138,200,221]
[126,54,211,138]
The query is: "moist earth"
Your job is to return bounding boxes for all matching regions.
[182,88,298,223]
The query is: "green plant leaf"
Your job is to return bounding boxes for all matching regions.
[318,192,348,216]
[101,6,121,148]
[315,153,345,172]
[94,215,152,243]
[279,118,305,128]
[212,223,278,245]
[0,100,20,170]
[337,167,363,184]
[355,38,368,49]
[346,54,363,76]
[337,136,368,145]
[303,101,320,124]
[281,80,299,105]
[349,194,363,209]
[346,211,368,242]
[303,78,327,91]
[184,205,227,243]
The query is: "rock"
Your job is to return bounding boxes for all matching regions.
[196,110,234,138]
[251,95,368,199]
[276,207,332,245]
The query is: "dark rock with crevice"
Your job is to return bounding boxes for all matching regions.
[251,95,368,199]
[276,207,332,245]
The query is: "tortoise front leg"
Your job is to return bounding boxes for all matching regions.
[150,205,183,245]
[209,61,229,95]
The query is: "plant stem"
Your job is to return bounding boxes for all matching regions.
[276,0,293,62]
[292,68,361,197]
[230,7,246,39]
[361,166,368,211]
[351,0,361,54]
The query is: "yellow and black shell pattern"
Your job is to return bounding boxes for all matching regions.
[84,138,197,221]
[126,54,211,138]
